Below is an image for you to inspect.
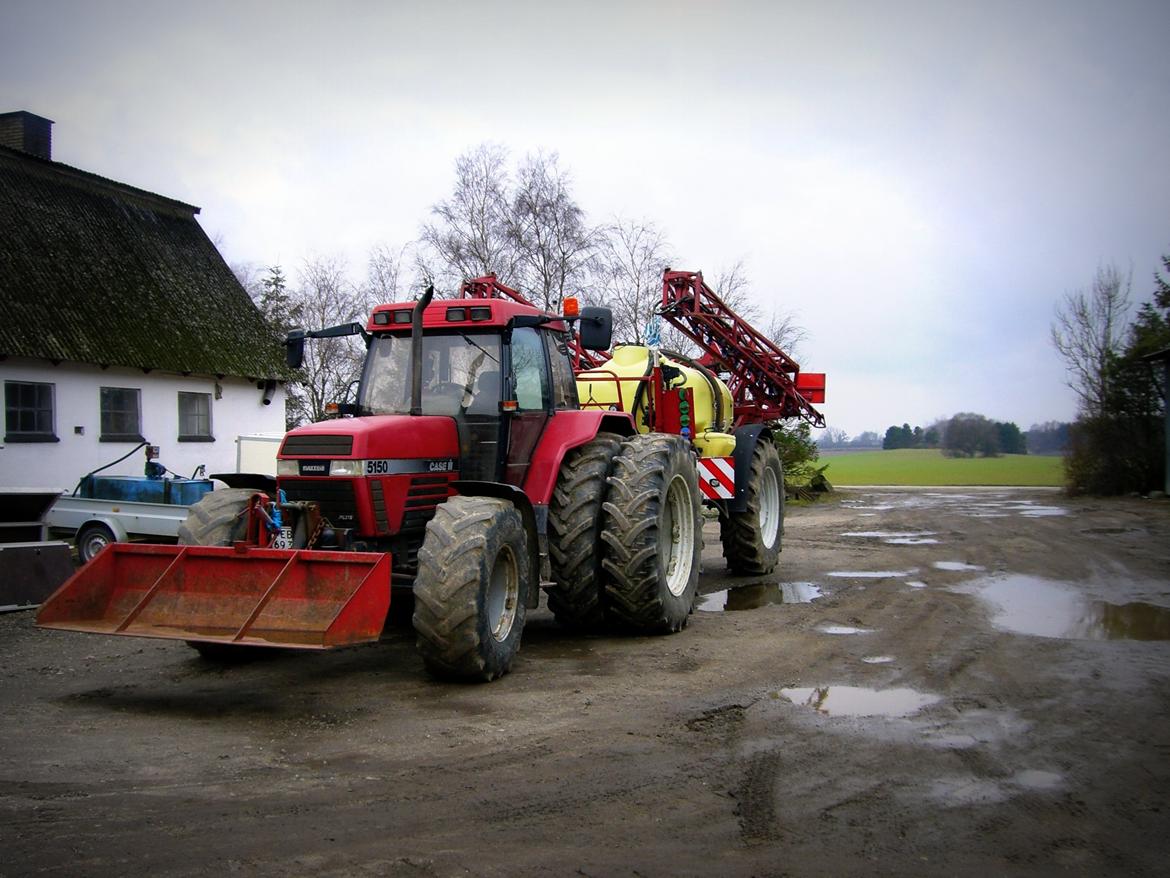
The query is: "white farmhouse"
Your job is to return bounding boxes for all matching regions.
[0,111,286,491]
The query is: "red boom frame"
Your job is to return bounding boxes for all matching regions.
[659,270,825,428]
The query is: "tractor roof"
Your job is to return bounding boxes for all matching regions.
[367,298,568,334]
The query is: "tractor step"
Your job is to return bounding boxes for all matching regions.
[36,542,392,649]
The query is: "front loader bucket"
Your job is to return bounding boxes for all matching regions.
[36,543,392,649]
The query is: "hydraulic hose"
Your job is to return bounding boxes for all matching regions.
[71,441,149,496]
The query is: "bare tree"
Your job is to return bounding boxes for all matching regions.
[419,144,518,293]
[509,151,600,311]
[362,241,411,310]
[286,255,367,426]
[1051,264,1132,417]
[596,217,673,344]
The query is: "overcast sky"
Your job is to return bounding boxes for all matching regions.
[4,0,1169,437]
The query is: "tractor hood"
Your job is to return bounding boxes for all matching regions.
[278,415,460,463]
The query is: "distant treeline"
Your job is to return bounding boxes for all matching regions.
[818,417,1072,457]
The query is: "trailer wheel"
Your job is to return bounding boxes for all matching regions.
[177,488,256,546]
[177,488,262,661]
[720,439,783,575]
[601,434,702,633]
[76,523,116,564]
[413,496,529,682]
[546,431,623,629]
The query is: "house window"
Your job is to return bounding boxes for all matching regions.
[4,381,58,442]
[178,392,213,441]
[100,387,143,442]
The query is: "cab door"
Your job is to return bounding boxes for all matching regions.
[502,326,551,487]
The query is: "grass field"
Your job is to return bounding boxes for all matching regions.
[821,448,1064,487]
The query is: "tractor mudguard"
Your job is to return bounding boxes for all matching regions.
[36,542,392,649]
[730,425,772,514]
[522,410,634,506]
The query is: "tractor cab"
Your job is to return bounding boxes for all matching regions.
[354,297,580,486]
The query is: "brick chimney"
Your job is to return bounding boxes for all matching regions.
[0,111,54,160]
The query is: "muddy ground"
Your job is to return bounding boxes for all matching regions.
[2,487,1169,877]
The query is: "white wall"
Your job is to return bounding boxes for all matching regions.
[0,358,286,490]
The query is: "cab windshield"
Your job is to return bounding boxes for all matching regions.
[359,332,503,416]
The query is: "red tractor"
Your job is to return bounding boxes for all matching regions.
[38,272,824,682]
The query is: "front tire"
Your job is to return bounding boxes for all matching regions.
[413,496,530,682]
[600,434,702,633]
[546,432,623,629]
[720,439,784,575]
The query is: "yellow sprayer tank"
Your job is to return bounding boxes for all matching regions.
[576,345,737,458]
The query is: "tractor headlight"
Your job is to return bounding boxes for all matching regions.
[327,459,364,476]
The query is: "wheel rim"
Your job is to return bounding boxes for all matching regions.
[663,474,695,597]
[82,530,111,561]
[486,545,519,643]
[759,464,781,549]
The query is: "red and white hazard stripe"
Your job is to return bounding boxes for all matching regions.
[697,456,735,500]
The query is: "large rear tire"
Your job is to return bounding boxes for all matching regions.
[413,496,530,682]
[600,434,702,633]
[720,439,784,575]
[546,431,623,629]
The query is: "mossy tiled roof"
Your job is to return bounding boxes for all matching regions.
[0,146,285,379]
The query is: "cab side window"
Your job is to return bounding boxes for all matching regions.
[545,330,578,409]
[511,327,550,411]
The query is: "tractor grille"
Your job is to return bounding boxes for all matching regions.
[280,479,357,528]
[370,479,389,533]
[280,434,354,457]
[401,474,454,532]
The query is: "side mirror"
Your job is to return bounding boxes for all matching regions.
[285,329,306,370]
[578,307,613,352]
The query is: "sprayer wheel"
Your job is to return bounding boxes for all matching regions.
[720,439,784,575]
[547,431,623,629]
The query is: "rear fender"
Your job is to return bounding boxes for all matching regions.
[451,480,543,609]
[81,516,129,543]
[521,410,635,506]
[730,425,773,514]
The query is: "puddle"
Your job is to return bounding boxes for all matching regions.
[906,581,928,589]
[927,769,1063,807]
[1013,769,1063,791]
[847,492,1067,519]
[697,582,822,612]
[779,685,940,717]
[959,574,1170,641]
[818,625,872,635]
[933,561,985,572]
[826,569,917,579]
[861,655,895,664]
[929,777,1010,806]
[842,531,941,546]
[842,531,937,539]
